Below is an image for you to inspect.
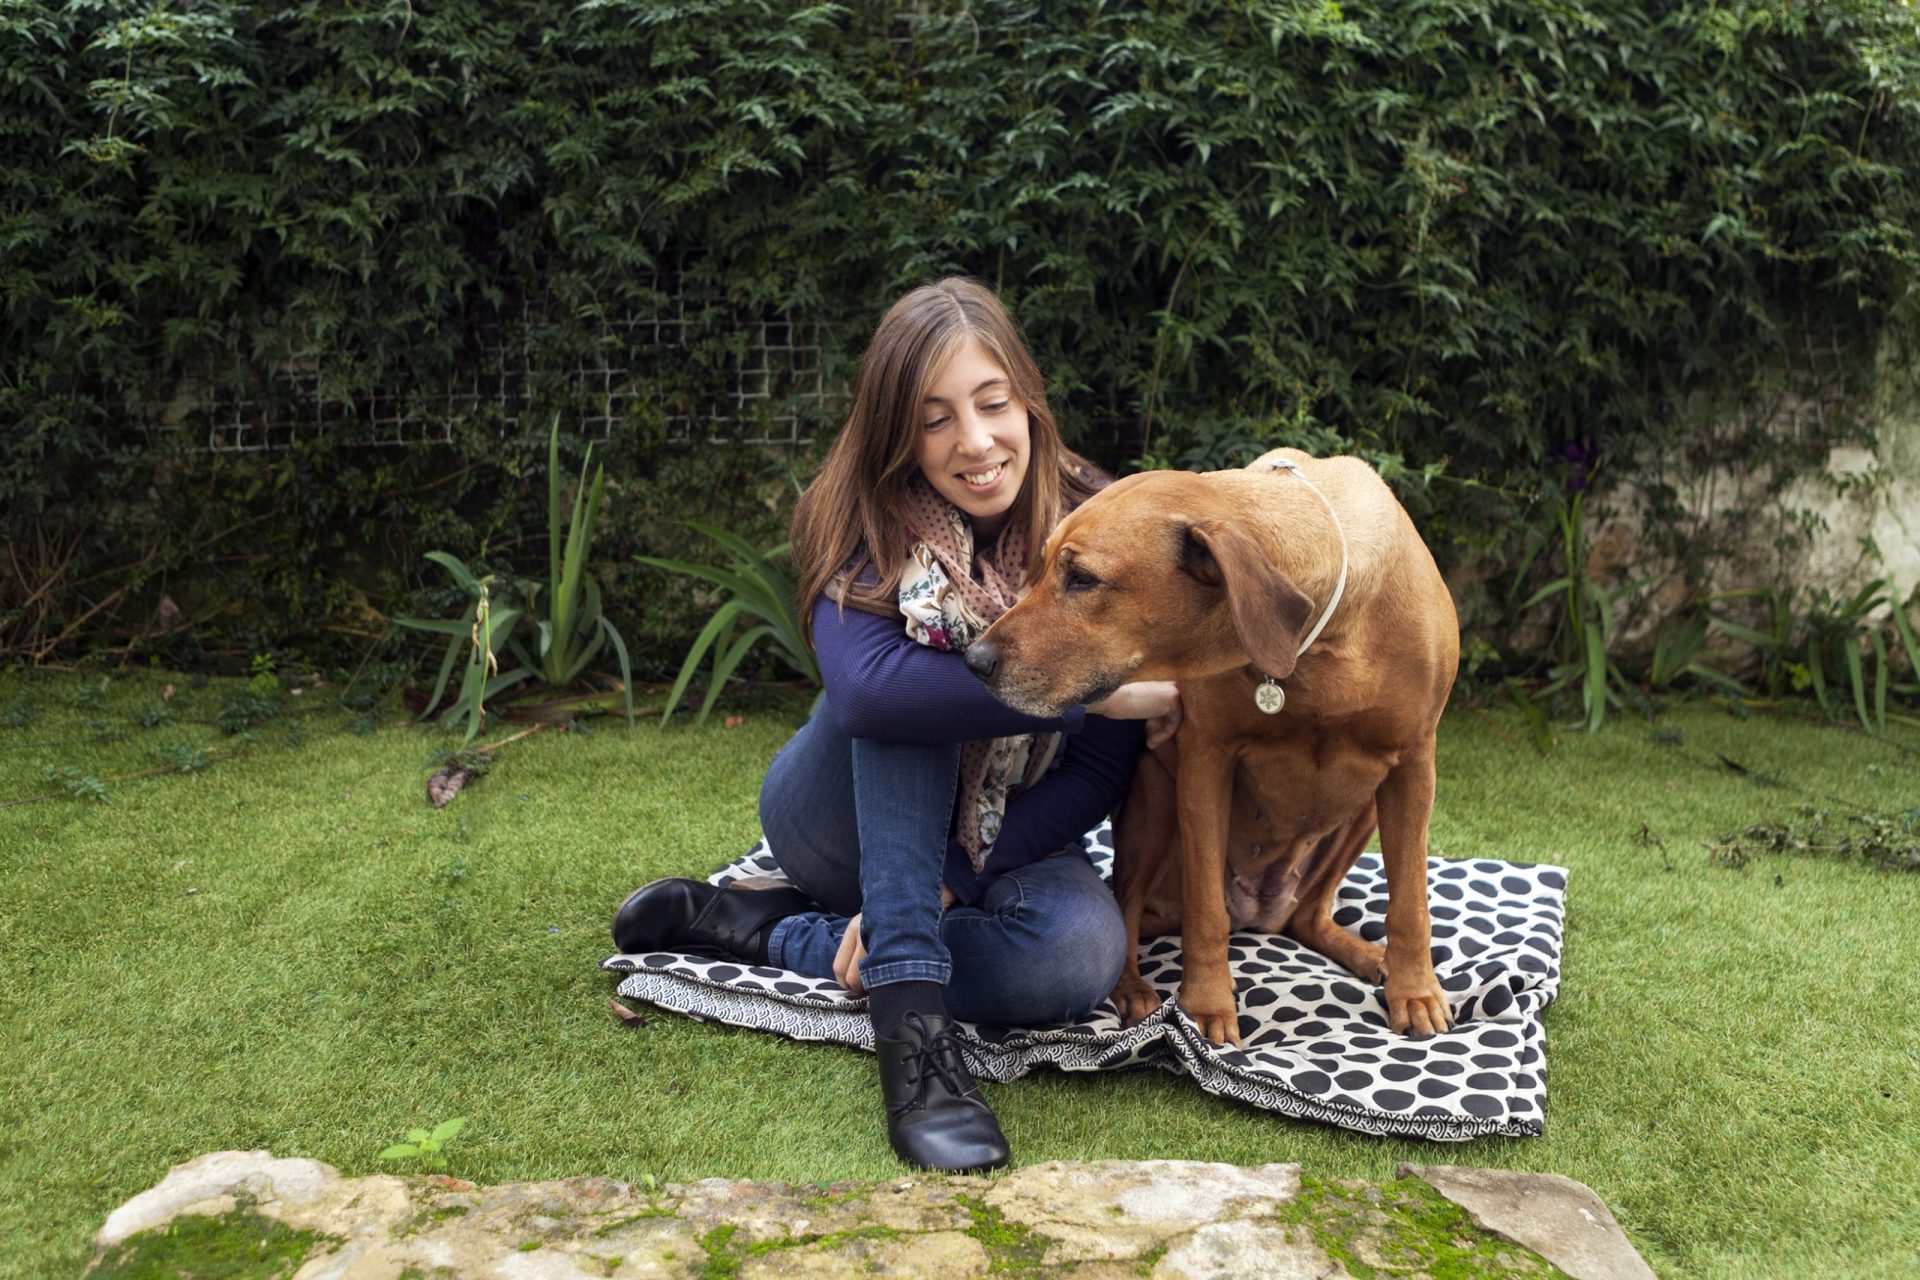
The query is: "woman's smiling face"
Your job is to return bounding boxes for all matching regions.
[916,335,1031,542]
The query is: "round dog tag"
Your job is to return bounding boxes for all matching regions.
[1254,680,1285,715]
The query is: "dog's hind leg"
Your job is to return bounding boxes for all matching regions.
[1109,745,1177,1027]
[1284,797,1388,984]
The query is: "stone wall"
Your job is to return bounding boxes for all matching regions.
[1588,328,1920,656]
[88,1150,1659,1280]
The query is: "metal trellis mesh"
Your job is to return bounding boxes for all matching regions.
[141,257,834,453]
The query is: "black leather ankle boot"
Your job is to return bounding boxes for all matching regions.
[875,1011,1010,1173]
[611,878,812,961]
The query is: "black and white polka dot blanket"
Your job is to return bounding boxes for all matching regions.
[601,823,1566,1142]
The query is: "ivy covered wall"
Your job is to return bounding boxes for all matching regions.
[3,0,1916,674]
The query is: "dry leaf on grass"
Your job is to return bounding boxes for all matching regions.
[607,999,647,1028]
[724,715,744,729]
[427,766,474,809]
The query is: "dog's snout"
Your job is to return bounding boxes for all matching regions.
[963,637,1001,682]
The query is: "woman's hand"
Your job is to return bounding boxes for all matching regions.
[835,891,955,993]
[1087,681,1183,749]
[833,913,866,993]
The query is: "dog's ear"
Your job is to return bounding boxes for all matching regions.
[1179,519,1316,679]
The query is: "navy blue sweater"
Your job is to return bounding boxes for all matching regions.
[812,594,1143,904]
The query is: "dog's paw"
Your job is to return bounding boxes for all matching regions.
[1292,922,1386,986]
[1192,1008,1243,1048]
[1177,990,1244,1048]
[1110,974,1163,1027]
[1384,969,1453,1037]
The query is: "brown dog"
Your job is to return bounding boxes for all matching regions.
[965,448,1458,1045]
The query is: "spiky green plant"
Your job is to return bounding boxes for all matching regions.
[640,523,820,726]
[1718,579,1920,732]
[1518,493,1653,732]
[394,417,633,742]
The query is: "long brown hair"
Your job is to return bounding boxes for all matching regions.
[792,277,1106,647]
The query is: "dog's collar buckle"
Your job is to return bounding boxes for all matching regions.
[1255,678,1286,715]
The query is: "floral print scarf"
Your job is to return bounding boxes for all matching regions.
[898,475,1060,870]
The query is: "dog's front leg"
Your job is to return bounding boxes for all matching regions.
[1110,747,1177,1027]
[1174,747,1240,1047]
[1376,742,1452,1036]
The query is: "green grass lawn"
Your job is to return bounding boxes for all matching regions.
[2,670,1917,1278]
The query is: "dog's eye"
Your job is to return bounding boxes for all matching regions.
[1064,566,1101,593]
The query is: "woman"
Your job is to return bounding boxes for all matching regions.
[614,278,1178,1172]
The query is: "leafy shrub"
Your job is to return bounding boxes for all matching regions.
[3,0,1916,676]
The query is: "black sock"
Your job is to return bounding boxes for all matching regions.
[867,980,947,1037]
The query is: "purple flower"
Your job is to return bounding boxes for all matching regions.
[1554,439,1592,492]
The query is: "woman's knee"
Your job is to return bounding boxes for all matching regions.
[946,857,1129,1025]
[949,927,1124,1026]
[1052,876,1129,1014]
[757,711,864,916]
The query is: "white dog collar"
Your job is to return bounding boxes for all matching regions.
[1254,459,1349,714]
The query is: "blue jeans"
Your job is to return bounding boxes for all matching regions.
[756,700,1127,1027]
